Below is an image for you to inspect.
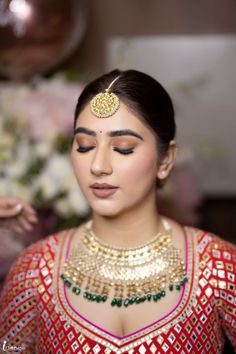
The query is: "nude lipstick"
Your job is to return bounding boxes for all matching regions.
[90,183,118,198]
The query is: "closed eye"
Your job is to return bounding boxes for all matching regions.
[76,146,95,153]
[113,147,134,155]
[76,146,134,154]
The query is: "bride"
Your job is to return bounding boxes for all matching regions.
[0,69,235,353]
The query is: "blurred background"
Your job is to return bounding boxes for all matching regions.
[0,0,236,277]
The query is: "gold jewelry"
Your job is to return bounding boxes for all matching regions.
[60,221,188,308]
[90,76,120,118]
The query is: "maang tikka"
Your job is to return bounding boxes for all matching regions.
[90,76,120,118]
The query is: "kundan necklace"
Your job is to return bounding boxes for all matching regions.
[60,220,188,308]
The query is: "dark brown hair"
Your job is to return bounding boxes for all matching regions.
[74,69,176,156]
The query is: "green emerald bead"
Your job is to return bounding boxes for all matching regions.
[153,294,159,302]
[129,298,135,305]
[161,290,166,297]
[176,285,181,291]
[91,294,97,301]
[72,286,80,295]
[117,299,122,307]
[96,295,101,303]
[60,273,66,280]
[180,280,184,286]
[124,298,130,307]
[111,298,122,307]
[102,295,107,302]
[147,294,152,301]
[140,296,146,302]
[169,284,174,291]
[84,291,93,300]
[65,280,71,288]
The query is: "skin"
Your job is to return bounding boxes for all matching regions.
[0,196,38,234]
[67,101,187,336]
[71,101,178,247]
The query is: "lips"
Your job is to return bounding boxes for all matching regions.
[90,183,117,189]
[90,183,118,198]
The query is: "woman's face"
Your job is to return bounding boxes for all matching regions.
[71,101,165,217]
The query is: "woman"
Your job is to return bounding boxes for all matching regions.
[0,70,235,353]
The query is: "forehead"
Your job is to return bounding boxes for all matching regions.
[76,101,151,136]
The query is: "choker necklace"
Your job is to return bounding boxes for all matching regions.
[60,220,188,308]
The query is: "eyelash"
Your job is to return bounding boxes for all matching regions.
[113,147,134,155]
[76,146,95,153]
[76,146,134,155]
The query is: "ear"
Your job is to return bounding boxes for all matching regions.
[157,140,178,180]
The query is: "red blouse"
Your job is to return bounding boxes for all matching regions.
[0,227,236,354]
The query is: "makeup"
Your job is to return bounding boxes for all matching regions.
[90,183,118,198]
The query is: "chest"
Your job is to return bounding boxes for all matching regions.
[36,287,224,354]
[65,286,184,337]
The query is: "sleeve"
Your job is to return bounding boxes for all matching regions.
[0,244,41,353]
[210,236,236,350]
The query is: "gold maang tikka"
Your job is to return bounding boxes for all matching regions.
[90,76,120,118]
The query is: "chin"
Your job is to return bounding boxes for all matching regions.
[90,201,123,218]
[93,207,122,218]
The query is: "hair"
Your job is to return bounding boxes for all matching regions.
[74,69,176,157]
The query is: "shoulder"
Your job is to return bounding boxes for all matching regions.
[4,228,75,279]
[185,226,235,250]
[185,226,236,263]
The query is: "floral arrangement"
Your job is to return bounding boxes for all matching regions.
[0,75,89,220]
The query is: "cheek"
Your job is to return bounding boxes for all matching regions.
[119,151,157,181]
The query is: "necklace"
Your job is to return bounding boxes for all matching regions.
[60,220,188,308]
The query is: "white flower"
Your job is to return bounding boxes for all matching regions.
[35,173,59,200]
[0,179,9,195]
[34,154,84,200]
[0,133,14,150]
[54,199,73,217]
[0,132,15,162]
[6,180,32,202]
[0,76,89,219]
[68,184,89,216]
[55,186,89,218]
[34,141,53,159]
[0,76,83,141]
[5,159,26,179]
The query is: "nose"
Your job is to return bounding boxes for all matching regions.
[90,146,113,176]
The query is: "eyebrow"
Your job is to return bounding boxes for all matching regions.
[74,127,96,136]
[74,127,144,141]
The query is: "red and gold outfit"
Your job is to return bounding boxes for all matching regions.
[0,227,236,353]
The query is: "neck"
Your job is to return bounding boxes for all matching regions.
[91,204,164,249]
